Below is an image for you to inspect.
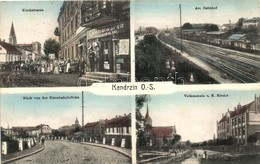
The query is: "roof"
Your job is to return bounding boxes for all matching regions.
[243,17,260,23]
[12,126,38,132]
[218,115,227,123]
[0,41,22,54]
[182,29,205,32]
[230,101,253,117]
[152,126,176,138]
[106,114,131,127]
[206,31,226,35]
[227,34,247,41]
[218,101,254,124]
[84,122,98,128]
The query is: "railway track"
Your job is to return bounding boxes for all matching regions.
[157,32,259,83]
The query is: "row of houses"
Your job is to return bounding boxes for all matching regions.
[217,95,260,145]
[84,113,131,148]
[2,124,52,139]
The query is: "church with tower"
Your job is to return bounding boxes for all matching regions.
[0,22,42,65]
[142,103,178,148]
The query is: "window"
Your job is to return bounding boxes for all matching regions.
[126,127,129,133]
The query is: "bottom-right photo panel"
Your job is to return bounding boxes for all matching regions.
[136,89,260,164]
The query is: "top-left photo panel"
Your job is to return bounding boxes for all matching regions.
[0,1,131,87]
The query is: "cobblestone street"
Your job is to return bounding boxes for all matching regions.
[11,141,131,164]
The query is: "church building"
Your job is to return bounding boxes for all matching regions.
[143,104,177,148]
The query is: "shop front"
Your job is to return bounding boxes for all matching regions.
[86,21,130,74]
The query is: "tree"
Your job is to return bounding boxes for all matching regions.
[136,95,150,148]
[182,23,193,29]
[43,38,60,59]
[233,18,245,33]
[172,134,181,145]
[204,24,219,32]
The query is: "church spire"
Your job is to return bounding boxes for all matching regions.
[144,103,152,126]
[145,103,150,119]
[9,22,17,45]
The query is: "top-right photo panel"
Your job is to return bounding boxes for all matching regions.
[134,0,260,84]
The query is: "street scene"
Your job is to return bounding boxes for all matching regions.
[0,1,130,87]
[1,91,132,163]
[136,89,260,163]
[134,0,260,84]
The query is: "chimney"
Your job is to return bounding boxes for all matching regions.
[227,108,229,112]
[115,115,117,118]
[3,39,5,42]
[222,113,224,117]
[124,113,126,116]
[234,107,237,111]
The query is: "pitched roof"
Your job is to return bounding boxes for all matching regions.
[106,114,131,127]
[231,101,253,117]
[206,31,226,35]
[228,34,247,41]
[152,126,176,138]
[218,115,227,123]
[218,101,254,124]
[12,126,38,132]
[84,122,98,128]
[0,41,22,54]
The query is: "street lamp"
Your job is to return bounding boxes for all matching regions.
[175,72,178,84]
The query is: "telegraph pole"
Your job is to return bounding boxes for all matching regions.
[81,91,85,127]
[179,4,183,52]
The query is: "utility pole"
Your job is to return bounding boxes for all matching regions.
[179,4,183,52]
[81,91,85,127]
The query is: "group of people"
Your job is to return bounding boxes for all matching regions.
[1,58,89,76]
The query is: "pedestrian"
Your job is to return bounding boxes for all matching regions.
[66,59,71,73]
[41,137,45,146]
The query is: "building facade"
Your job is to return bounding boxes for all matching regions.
[83,113,131,148]
[217,95,260,145]
[0,41,22,64]
[11,124,52,138]
[57,0,130,74]
[243,17,260,29]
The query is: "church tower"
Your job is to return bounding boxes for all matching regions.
[144,103,152,127]
[9,22,17,45]
[75,117,80,125]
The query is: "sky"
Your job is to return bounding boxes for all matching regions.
[133,0,260,29]
[1,91,132,129]
[0,1,63,54]
[140,89,260,143]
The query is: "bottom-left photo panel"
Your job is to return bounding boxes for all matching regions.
[1,90,132,164]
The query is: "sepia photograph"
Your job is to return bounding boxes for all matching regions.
[134,0,260,84]
[1,91,132,163]
[136,89,260,163]
[0,0,130,87]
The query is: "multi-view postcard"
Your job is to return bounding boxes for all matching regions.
[1,91,132,163]
[136,89,260,163]
[134,0,260,84]
[1,0,260,164]
[0,1,130,87]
